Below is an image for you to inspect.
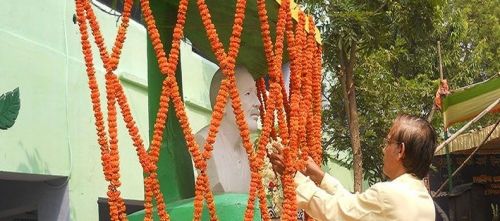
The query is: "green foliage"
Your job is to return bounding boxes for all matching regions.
[310,0,499,184]
[0,87,21,130]
[439,0,500,133]
[437,0,499,85]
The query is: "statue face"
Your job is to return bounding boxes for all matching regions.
[225,67,261,132]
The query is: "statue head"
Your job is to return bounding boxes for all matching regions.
[210,66,261,132]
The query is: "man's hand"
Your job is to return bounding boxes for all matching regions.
[269,143,285,175]
[304,157,325,185]
[269,144,325,185]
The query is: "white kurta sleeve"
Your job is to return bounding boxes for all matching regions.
[294,172,385,221]
[319,173,351,196]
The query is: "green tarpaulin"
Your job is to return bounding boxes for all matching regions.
[443,77,500,129]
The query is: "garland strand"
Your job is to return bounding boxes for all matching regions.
[75,0,323,220]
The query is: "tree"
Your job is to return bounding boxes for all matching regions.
[306,0,499,188]
[303,0,444,190]
[433,0,499,140]
[437,0,499,86]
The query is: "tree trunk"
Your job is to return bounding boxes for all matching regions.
[339,43,363,192]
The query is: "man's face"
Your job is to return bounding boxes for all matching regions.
[382,124,403,180]
[224,67,261,132]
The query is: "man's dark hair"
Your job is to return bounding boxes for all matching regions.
[391,114,437,179]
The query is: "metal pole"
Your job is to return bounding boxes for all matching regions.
[444,131,453,192]
[438,41,444,80]
[437,40,453,192]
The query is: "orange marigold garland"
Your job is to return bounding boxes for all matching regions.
[256,0,309,220]
[195,0,275,220]
[256,0,322,220]
[307,17,323,165]
[285,5,300,125]
[255,0,294,219]
[281,3,303,221]
[297,12,317,172]
[76,0,324,220]
[256,78,267,126]
[256,78,280,141]
[256,0,290,134]
[256,0,291,158]
[75,0,130,220]
[256,0,277,76]
[80,0,135,218]
[105,72,126,220]
[83,0,132,72]
[112,72,164,221]
[138,0,196,219]
[253,83,280,218]
[199,78,236,220]
[82,0,169,218]
[312,46,323,165]
[304,17,323,221]
[77,0,181,218]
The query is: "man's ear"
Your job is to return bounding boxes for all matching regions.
[398,143,406,160]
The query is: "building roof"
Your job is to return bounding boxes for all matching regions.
[437,123,500,155]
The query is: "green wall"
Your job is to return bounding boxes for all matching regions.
[0,1,216,220]
[1,1,148,220]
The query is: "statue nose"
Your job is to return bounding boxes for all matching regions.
[251,95,260,107]
[253,98,261,108]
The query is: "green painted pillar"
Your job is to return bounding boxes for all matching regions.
[444,130,453,192]
[128,1,262,220]
[147,0,195,203]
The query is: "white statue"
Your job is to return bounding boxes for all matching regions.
[195,66,261,193]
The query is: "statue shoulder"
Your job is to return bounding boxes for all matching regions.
[195,125,210,145]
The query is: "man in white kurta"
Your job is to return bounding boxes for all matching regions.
[270,114,438,221]
[294,172,435,220]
